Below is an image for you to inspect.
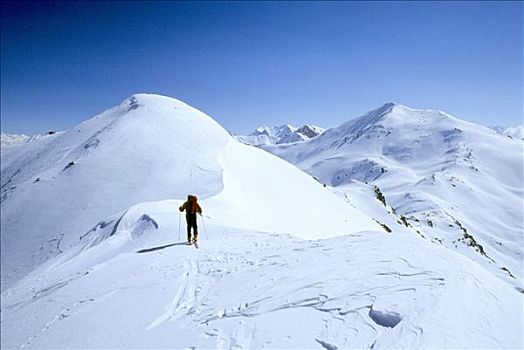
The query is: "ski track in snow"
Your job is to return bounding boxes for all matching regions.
[147,255,200,329]
[1,224,522,349]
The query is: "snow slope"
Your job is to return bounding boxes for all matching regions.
[236,124,324,146]
[1,208,522,349]
[264,103,524,285]
[1,94,378,289]
[2,96,522,349]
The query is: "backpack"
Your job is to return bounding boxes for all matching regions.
[187,195,198,214]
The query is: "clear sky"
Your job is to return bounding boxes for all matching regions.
[1,1,522,135]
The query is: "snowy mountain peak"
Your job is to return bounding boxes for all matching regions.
[380,101,399,110]
[296,124,325,138]
[331,103,463,140]
[1,93,377,289]
[371,101,409,114]
[119,93,194,113]
[362,101,422,119]
[125,92,177,105]
[238,123,325,146]
[263,102,523,286]
[253,124,295,136]
[254,126,272,135]
[0,133,30,147]
[343,102,403,127]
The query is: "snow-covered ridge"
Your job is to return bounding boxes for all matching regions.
[263,102,524,284]
[236,123,325,146]
[1,93,377,289]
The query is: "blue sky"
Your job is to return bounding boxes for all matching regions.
[1,1,522,135]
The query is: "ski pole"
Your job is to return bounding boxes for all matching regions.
[201,214,209,239]
[178,212,181,241]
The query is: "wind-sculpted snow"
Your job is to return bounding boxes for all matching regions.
[1,216,522,349]
[205,139,379,238]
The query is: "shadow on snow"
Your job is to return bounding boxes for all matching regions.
[136,242,188,253]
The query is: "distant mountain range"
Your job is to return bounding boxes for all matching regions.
[489,125,524,140]
[235,124,325,146]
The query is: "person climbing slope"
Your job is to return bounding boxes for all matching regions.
[179,195,202,245]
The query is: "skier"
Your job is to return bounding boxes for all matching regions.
[179,195,202,245]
